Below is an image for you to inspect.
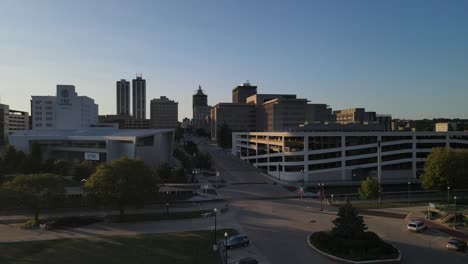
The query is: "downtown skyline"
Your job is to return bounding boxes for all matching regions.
[1,0,468,120]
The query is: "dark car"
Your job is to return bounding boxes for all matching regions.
[446,238,467,252]
[225,234,250,249]
[233,257,259,264]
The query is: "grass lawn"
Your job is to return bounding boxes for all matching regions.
[0,229,236,264]
[334,201,428,209]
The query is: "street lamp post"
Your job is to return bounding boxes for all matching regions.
[447,186,450,205]
[408,182,411,206]
[213,208,217,250]
[224,232,228,263]
[166,191,170,216]
[318,183,324,211]
[301,169,305,188]
[277,163,281,181]
[454,196,457,229]
[216,170,220,188]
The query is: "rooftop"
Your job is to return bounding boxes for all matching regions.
[10,128,173,139]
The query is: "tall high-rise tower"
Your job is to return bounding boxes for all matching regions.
[132,75,146,119]
[116,79,130,116]
[232,81,257,103]
[192,85,210,131]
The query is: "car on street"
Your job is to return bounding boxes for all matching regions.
[446,238,467,252]
[225,234,250,249]
[407,220,427,232]
[233,257,259,264]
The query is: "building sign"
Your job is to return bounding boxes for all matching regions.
[84,152,100,161]
[58,88,71,105]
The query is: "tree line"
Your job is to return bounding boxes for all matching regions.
[358,147,468,201]
[0,144,96,181]
[1,156,161,224]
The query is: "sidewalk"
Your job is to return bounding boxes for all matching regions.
[0,201,241,243]
[0,201,228,223]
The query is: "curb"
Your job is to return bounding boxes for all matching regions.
[306,233,402,264]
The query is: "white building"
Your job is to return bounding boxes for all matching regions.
[10,128,174,168]
[31,85,98,130]
[232,131,468,185]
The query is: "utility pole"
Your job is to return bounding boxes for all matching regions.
[377,139,382,206]
[408,181,411,206]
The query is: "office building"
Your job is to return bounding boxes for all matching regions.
[334,108,376,124]
[232,81,257,103]
[376,115,392,131]
[31,85,98,130]
[192,85,209,130]
[150,96,178,129]
[232,131,468,185]
[181,118,191,129]
[116,79,130,116]
[435,122,457,132]
[8,109,29,134]
[98,115,150,129]
[132,76,146,119]
[211,103,256,140]
[10,128,174,168]
[0,104,9,145]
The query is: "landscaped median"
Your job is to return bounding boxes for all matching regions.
[307,202,401,263]
[307,233,401,264]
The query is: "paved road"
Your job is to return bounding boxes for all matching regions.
[199,143,291,200]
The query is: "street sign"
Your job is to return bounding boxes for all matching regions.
[84,152,99,161]
[429,203,435,209]
[298,187,304,194]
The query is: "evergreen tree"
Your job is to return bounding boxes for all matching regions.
[332,202,366,239]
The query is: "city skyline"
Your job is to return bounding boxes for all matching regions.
[1,0,468,120]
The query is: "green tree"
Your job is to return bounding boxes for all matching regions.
[217,123,232,149]
[184,141,199,155]
[84,156,158,216]
[53,160,71,176]
[421,147,459,190]
[23,142,43,174]
[2,145,21,173]
[2,174,66,221]
[358,176,380,201]
[332,202,366,239]
[174,125,184,142]
[73,160,96,181]
[194,152,212,170]
[154,162,172,180]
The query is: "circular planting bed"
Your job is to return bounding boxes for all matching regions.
[308,232,401,263]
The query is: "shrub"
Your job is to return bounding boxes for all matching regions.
[23,219,40,229]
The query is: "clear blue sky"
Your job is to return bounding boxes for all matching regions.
[1,0,467,120]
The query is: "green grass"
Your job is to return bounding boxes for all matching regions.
[333,201,428,209]
[0,229,237,264]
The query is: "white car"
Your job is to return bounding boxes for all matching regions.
[407,220,427,232]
